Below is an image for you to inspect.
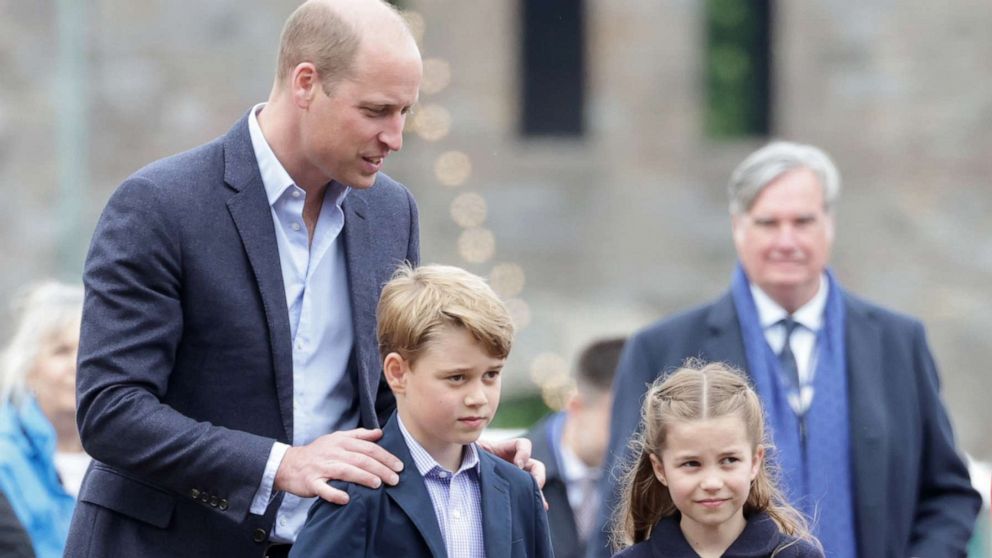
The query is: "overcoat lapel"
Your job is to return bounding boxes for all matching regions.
[380,419,448,558]
[844,297,886,558]
[342,192,381,428]
[703,293,749,370]
[222,115,294,442]
[480,455,512,558]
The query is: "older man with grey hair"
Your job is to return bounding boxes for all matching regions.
[592,141,980,558]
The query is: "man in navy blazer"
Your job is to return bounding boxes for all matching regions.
[592,142,980,558]
[67,2,433,556]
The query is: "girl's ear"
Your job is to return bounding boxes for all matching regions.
[750,445,765,481]
[648,453,668,486]
[383,352,410,394]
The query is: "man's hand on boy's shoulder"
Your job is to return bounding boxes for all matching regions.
[478,437,549,509]
[274,428,405,505]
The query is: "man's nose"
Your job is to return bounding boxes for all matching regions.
[773,224,799,248]
[379,114,405,152]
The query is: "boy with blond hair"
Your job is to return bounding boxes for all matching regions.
[292,264,552,557]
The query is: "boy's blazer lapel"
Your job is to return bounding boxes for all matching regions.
[480,454,512,558]
[380,417,448,558]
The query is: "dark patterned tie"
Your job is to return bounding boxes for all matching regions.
[778,317,801,389]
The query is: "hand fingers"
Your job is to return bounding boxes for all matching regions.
[511,437,533,468]
[312,478,350,505]
[324,461,394,490]
[523,457,546,489]
[339,427,385,442]
[336,437,404,481]
[482,437,533,469]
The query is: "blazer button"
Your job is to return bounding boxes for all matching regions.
[190,488,200,500]
[200,492,210,504]
[252,528,267,543]
[209,496,219,508]
[218,499,229,511]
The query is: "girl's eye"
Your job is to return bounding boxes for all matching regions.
[680,460,700,468]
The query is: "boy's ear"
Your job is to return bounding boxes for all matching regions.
[383,352,410,394]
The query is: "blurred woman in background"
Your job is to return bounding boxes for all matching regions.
[0,281,88,558]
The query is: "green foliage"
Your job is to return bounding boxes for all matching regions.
[491,392,552,429]
[705,0,770,138]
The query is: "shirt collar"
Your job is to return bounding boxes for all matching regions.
[558,439,598,484]
[750,273,829,332]
[397,414,480,477]
[247,103,351,209]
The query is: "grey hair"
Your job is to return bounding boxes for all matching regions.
[0,280,83,406]
[728,141,841,215]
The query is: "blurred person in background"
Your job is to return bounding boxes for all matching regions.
[0,281,88,558]
[0,491,35,558]
[526,337,624,558]
[592,141,980,558]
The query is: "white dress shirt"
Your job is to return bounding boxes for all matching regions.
[245,103,359,543]
[750,275,829,414]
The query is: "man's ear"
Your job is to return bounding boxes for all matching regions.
[291,62,320,109]
[383,352,410,394]
[564,390,582,415]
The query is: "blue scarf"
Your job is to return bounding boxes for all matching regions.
[730,264,857,558]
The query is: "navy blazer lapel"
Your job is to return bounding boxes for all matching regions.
[480,454,512,558]
[342,192,381,427]
[843,295,887,558]
[380,417,448,558]
[222,113,294,442]
[703,293,749,370]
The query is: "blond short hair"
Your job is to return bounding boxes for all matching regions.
[377,264,514,364]
[275,0,409,92]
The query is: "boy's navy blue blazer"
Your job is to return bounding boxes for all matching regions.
[291,414,554,557]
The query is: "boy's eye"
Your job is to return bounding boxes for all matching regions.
[483,370,501,381]
[720,456,741,465]
[447,374,465,383]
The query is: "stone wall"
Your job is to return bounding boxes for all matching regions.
[1,0,989,457]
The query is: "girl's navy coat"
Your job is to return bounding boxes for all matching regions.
[612,512,823,558]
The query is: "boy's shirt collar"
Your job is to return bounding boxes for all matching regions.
[396,414,481,477]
